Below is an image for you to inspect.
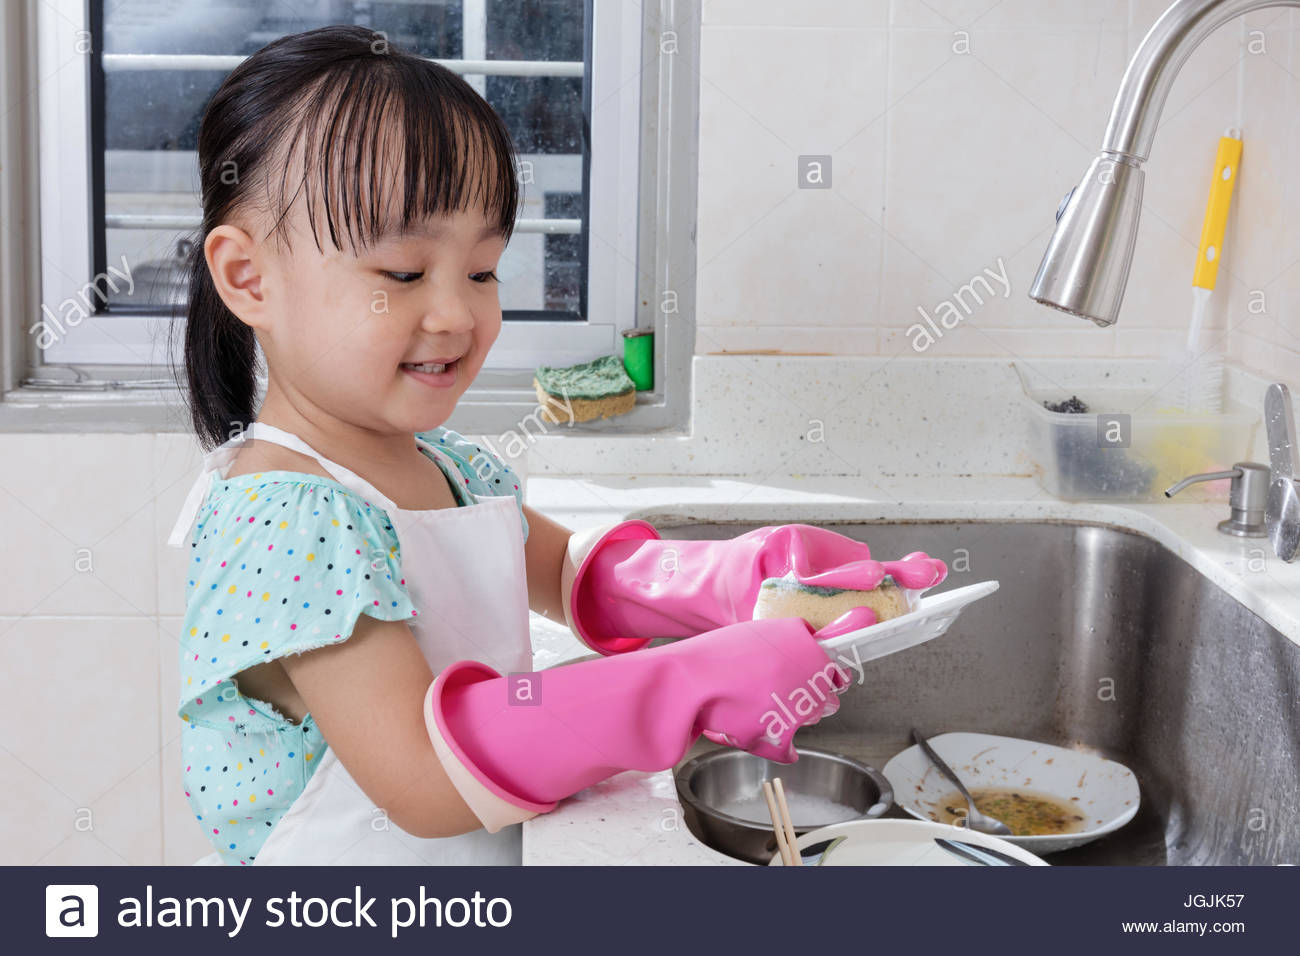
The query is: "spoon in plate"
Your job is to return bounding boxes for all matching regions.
[911,727,1013,837]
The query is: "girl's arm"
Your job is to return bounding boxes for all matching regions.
[277,505,582,839]
[280,526,853,841]
[521,503,574,622]
[278,612,484,839]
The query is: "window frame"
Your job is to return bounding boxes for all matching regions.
[0,0,698,435]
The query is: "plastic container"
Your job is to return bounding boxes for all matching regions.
[1015,363,1258,501]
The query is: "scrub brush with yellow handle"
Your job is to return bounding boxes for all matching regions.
[1182,128,1241,414]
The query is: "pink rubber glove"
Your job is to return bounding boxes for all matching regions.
[423,614,862,830]
[563,521,948,655]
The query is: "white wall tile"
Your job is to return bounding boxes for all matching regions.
[697,326,880,354]
[0,746,78,864]
[879,29,1102,341]
[894,1,1128,31]
[0,616,160,864]
[0,435,158,616]
[693,0,1300,385]
[697,188,885,333]
[706,0,889,28]
[696,23,888,335]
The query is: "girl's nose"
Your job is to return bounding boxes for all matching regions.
[420,285,475,334]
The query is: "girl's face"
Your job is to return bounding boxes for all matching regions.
[260,198,507,436]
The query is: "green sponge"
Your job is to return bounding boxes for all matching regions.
[533,355,636,423]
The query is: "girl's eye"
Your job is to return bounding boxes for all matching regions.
[382,271,423,284]
[469,271,500,284]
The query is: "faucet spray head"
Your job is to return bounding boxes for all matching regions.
[1028,152,1144,328]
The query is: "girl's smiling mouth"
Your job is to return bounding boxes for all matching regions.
[400,357,460,388]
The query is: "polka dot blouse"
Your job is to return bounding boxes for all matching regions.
[176,426,527,866]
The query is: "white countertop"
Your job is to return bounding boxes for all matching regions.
[517,469,1300,865]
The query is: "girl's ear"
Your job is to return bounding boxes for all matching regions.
[205,223,271,330]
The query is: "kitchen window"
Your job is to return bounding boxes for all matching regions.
[3,0,697,433]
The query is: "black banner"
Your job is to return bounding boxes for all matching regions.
[9,865,1296,954]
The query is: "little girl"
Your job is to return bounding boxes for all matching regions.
[167,25,947,866]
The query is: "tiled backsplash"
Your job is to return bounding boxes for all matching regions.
[694,1,1300,389]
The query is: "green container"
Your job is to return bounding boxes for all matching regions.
[622,328,654,390]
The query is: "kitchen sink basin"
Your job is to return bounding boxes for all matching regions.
[653,516,1300,865]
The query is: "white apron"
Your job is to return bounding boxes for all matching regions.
[169,421,533,866]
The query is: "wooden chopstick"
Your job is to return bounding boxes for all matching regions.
[772,777,802,866]
[761,779,795,866]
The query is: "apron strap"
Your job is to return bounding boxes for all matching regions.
[166,424,477,549]
[244,422,400,513]
[166,431,253,549]
[166,466,219,548]
[417,436,482,504]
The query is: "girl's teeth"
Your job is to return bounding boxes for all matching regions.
[405,362,449,373]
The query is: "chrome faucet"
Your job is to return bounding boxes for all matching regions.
[1029,0,1300,326]
[1165,384,1300,559]
[1265,383,1300,560]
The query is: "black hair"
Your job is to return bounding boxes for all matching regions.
[171,24,522,450]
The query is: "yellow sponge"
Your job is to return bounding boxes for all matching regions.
[752,572,917,630]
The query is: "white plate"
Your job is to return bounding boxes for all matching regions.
[816,580,1000,663]
[767,818,1048,866]
[882,732,1141,854]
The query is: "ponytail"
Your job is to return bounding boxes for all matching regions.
[175,236,259,450]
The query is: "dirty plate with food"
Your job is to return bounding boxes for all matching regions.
[881,731,1140,854]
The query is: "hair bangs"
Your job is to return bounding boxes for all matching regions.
[269,56,521,257]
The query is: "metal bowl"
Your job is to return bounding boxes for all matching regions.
[674,747,894,865]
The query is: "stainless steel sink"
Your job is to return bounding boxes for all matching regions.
[654,516,1300,865]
